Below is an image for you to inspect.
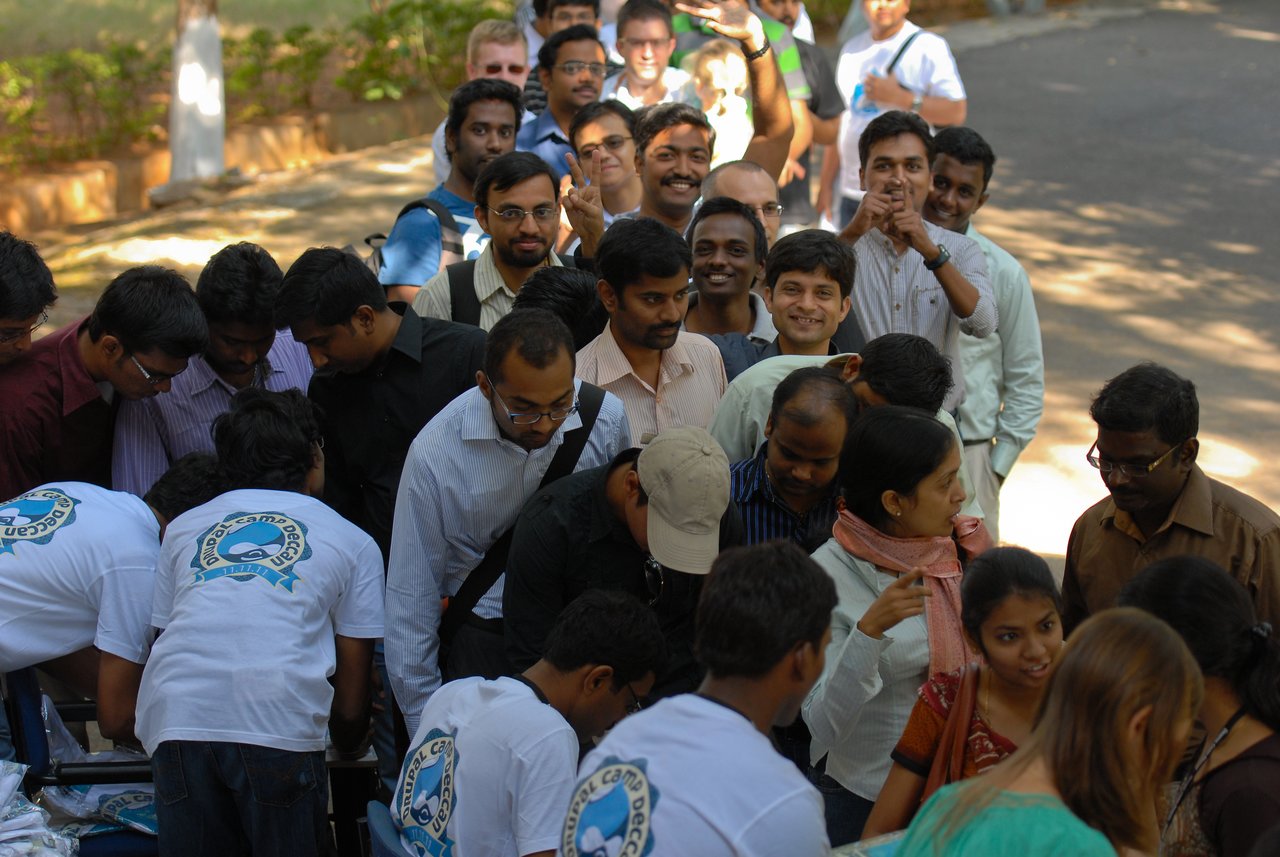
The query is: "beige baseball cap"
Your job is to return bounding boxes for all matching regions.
[637,426,731,575]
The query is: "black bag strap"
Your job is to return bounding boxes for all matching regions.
[437,382,607,650]
[885,30,922,77]
[421,198,464,258]
[446,260,481,327]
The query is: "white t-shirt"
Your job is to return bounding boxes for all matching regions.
[394,676,579,857]
[135,488,385,754]
[0,482,159,671]
[561,694,829,856]
[835,21,965,198]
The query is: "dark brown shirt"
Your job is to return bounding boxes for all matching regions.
[0,319,113,500]
[1063,465,1280,631]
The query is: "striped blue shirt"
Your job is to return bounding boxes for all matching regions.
[385,380,632,732]
[110,331,314,495]
[729,444,839,553]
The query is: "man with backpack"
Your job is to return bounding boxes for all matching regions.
[378,79,525,303]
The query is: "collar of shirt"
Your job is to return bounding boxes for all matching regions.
[458,378,585,448]
[57,318,105,416]
[529,108,570,145]
[474,245,564,305]
[756,338,841,362]
[386,302,425,364]
[684,291,777,344]
[1105,464,1216,543]
[593,322,695,388]
[178,351,281,398]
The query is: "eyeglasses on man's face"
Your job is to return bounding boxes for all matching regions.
[555,61,607,78]
[1085,440,1183,479]
[482,63,527,76]
[487,205,560,224]
[752,202,784,219]
[485,374,580,425]
[0,310,47,344]
[578,135,633,160]
[130,354,175,387]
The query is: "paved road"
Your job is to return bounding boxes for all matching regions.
[31,0,1280,556]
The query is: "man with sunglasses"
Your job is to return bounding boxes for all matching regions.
[517,24,608,184]
[0,231,56,367]
[504,425,741,703]
[386,308,630,734]
[391,590,664,857]
[0,265,207,499]
[1063,363,1280,631]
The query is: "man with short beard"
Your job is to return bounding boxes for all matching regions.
[412,153,568,331]
[380,79,524,303]
[576,217,727,445]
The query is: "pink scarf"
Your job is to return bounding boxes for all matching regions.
[832,509,993,676]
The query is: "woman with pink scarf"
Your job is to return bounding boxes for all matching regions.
[801,405,991,846]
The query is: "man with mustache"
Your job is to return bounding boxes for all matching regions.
[380,79,525,304]
[576,217,727,445]
[412,153,569,331]
[112,242,313,496]
[517,24,608,184]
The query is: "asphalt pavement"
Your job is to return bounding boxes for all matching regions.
[29,0,1280,557]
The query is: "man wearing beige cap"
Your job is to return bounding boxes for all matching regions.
[504,425,743,698]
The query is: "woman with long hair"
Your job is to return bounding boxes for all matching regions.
[898,607,1203,856]
[802,406,992,844]
[862,547,1065,837]
[1120,555,1280,856]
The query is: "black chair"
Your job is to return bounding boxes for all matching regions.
[2,668,157,857]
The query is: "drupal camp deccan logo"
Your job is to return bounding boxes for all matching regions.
[0,488,80,556]
[190,512,311,591]
[561,757,658,857]
[397,728,459,857]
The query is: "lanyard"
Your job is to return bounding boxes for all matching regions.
[1162,706,1248,833]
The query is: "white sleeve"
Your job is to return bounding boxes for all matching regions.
[734,786,831,856]
[333,534,386,639]
[385,448,449,734]
[512,725,581,855]
[95,564,157,664]
[920,35,966,100]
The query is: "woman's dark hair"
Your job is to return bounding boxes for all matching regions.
[686,196,767,266]
[543,589,667,688]
[87,266,208,358]
[569,100,636,152]
[695,542,837,679]
[960,547,1062,654]
[483,307,575,384]
[274,246,387,329]
[839,405,956,530]
[1119,555,1280,731]
[0,231,56,319]
[213,388,322,492]
[196,242,283,328]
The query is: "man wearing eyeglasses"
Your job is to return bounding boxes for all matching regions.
[602,0,695,109]
[0,266,207,500]
[517,25,608,184]
[1063,363,1280,631]
[413,153,574,332]
[386,309,631,734]
[504,425,742,703]
[0,231,56,367]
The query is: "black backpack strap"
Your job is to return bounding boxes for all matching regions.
[422,198,464,259]
[884,30,922,77]
[446,260,482,326]
[437,382,607,657]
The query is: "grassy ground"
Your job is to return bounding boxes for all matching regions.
[0,0,371,55]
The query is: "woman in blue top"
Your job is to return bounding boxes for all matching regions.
[898,607,1202,857]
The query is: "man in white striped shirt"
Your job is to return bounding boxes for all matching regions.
[385,308,631,733]
[837,110,995,412]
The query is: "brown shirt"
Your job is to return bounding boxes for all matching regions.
[1063,465,1280,631]
[0,318,113,499]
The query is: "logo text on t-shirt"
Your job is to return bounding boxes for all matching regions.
[397,727,459,856]
[190,512,312,592]
[0,488,80,556]
[562,756,658,857]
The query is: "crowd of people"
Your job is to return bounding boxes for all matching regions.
[1,0,1279,855]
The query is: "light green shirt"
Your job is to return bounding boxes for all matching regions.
[707,353,983,518]
[955,225,1044,478]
